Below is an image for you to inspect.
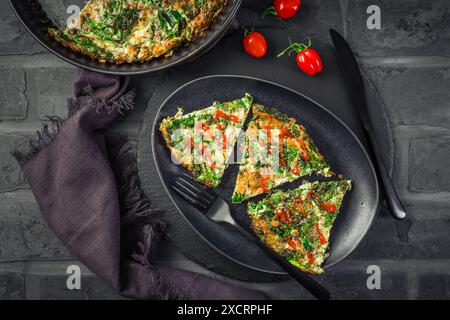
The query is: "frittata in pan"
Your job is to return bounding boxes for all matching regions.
[49,0,228,64]
[247,180,352,274]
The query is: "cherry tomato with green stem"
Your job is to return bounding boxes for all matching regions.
[243,30,268,58]
[278,38,323,76]
[264,0,302,19]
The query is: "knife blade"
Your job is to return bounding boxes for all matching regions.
[330,29,406,220]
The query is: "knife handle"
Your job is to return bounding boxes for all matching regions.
[227,222,331,300]
[367,129,407,220]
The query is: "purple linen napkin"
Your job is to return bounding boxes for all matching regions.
[12,69,266,300]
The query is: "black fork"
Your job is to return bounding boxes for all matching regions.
[171,173,331,300]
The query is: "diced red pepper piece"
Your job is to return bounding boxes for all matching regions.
[215,110,239,123]
[315,224,327,245]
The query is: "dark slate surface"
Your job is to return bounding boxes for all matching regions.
[1,0,450,299]
[347,0,450,57]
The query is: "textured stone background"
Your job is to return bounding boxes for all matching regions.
[0,0,449,299]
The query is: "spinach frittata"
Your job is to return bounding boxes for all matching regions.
[247,180,352,274]
[49,0,228,63]
[159,93,253,187]
[232,104,333,203]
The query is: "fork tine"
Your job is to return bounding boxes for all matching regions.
[179,176,215,200]
[181,172,196,181]
[180,173,215,194]
[171,185,208,210]
[177,178,215,202]
[175,180,211,206]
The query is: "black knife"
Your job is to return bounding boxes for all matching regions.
[330,29,406,220]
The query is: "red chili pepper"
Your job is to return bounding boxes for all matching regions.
[259,176,270,193]
[321,202,336,214]
[208,159,215,169]
[243,30,268,58]
[264,126,272,141]
[279,128,289,139]
[290,163,301,175]
[202,123,214,140]
[315,224,327,245]
[294,238,302,250]
[276,208,287,223]
[204,130,215,141]
[307,190,337,214]
[285,236,297,249]
[296,138,311,161]
[306,251,315,265]
[263,126,272,152]
[299,149,311,161]
[215,110,239,123]
[284,209,293,223]
[277,208,293,224]
[278,128,289,149]
[293,197,305,215]
[203,146,216,169]
[285,236,302,250]
[278,38,323,76]
[222,133,227,150]
[217,122,225,131]
[264,0,302,19]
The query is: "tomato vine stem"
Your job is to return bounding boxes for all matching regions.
[262,6,278,17]
[277,38,312,57]
[242,27,254,38]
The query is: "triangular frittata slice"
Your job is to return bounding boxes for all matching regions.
[232,104,333,203]
[247,180,352,274]
[160,94,253,187]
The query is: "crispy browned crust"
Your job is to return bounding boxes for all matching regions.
[48,28,107,64]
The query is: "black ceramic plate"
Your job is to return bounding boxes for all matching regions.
[152,75,379,274]
[9,0,241,75]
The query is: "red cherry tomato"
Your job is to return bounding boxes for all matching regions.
[278,39,323,76]
[295,48,323,76]
[274,0,301,19]
[243,31,268,58]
